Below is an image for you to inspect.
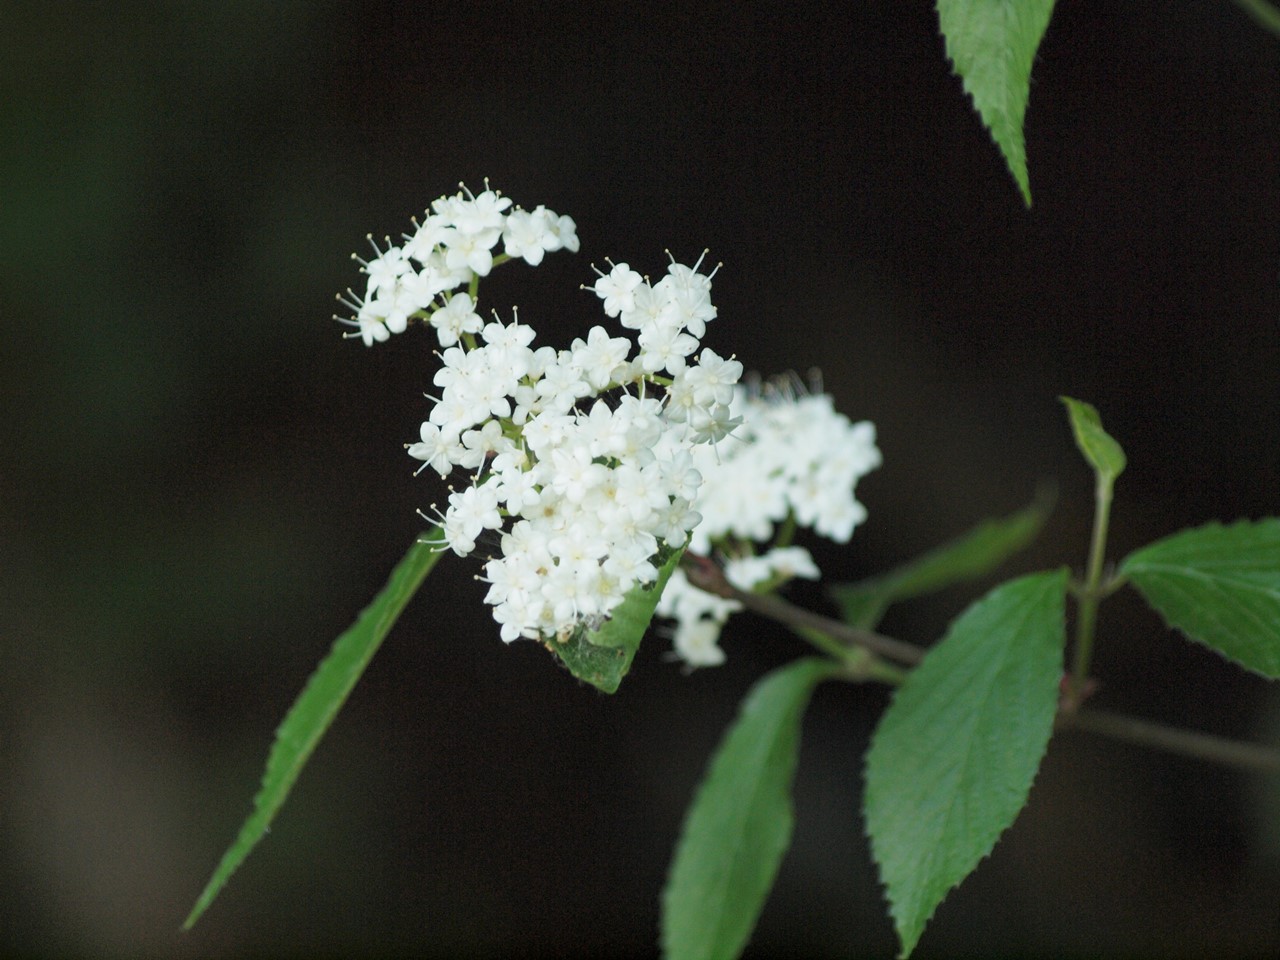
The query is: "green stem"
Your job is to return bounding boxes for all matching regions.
[732,591,925,666]
[764,607,910,685]
[1068,475,1113,708]
[860,655,910,686]
[774,511,797,550]
[787,623,859,663]
[683,554,1280,773]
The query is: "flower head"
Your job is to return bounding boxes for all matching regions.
[341,186,879,677]
[658,376,881,668]
[342,191,738,645]
[336,184,576,346]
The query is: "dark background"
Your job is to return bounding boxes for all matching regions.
[4,1,1280,956]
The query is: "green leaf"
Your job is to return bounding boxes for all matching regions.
[831,492,1052,629]
[937,0,1057,206]
[183,534,445,930]
[551,546,684,693]
[864,569,1067,958]
[548,629,633,694]
[1060,396,1126,484]
[662,658,837,960]
[1232,0,1280,39]
[1121,519,1280,678]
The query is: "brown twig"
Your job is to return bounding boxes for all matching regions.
[682,553,924,666]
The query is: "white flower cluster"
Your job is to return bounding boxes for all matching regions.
[338,184,579,347]
[658,384,881,667]
[339,185,882,670]
[340,187,746,645]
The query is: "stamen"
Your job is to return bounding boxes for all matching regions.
[338,286,371,311]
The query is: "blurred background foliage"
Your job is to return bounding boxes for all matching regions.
[2,1,1280,956]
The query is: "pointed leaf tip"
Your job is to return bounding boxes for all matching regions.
[864,569,1067,956]
[552,546,685,692]
[183,534,445,929]
[937,0,1058,207]
[1121,518,1280,678]
[1060,396,1126,484]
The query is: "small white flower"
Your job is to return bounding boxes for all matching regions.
[548,446,608,503]
[620,282,681,332]
[429,293,483,347]
[592,263,643,318]
[672,618,726,668]
[570,326,632,389]
[652,497,701,547]
[407,422,462,477]
[657,567,741,623]
[549,214,579,253]
[442,227,501,277]
[356,308,392,346]
[450,188,512,235]
[481,319,537,376]
[534,359,592,412]
[637,322,699,375]
[684,350,742,407]
[688,402,742,445]
[522,411,576,455]
[766,546,820,581]
[441,483,502,556]
[361,242,411,296]
[494,464,542,512]
[457,419,510,470]
[403,215,450,263]
[502,206,559,266]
